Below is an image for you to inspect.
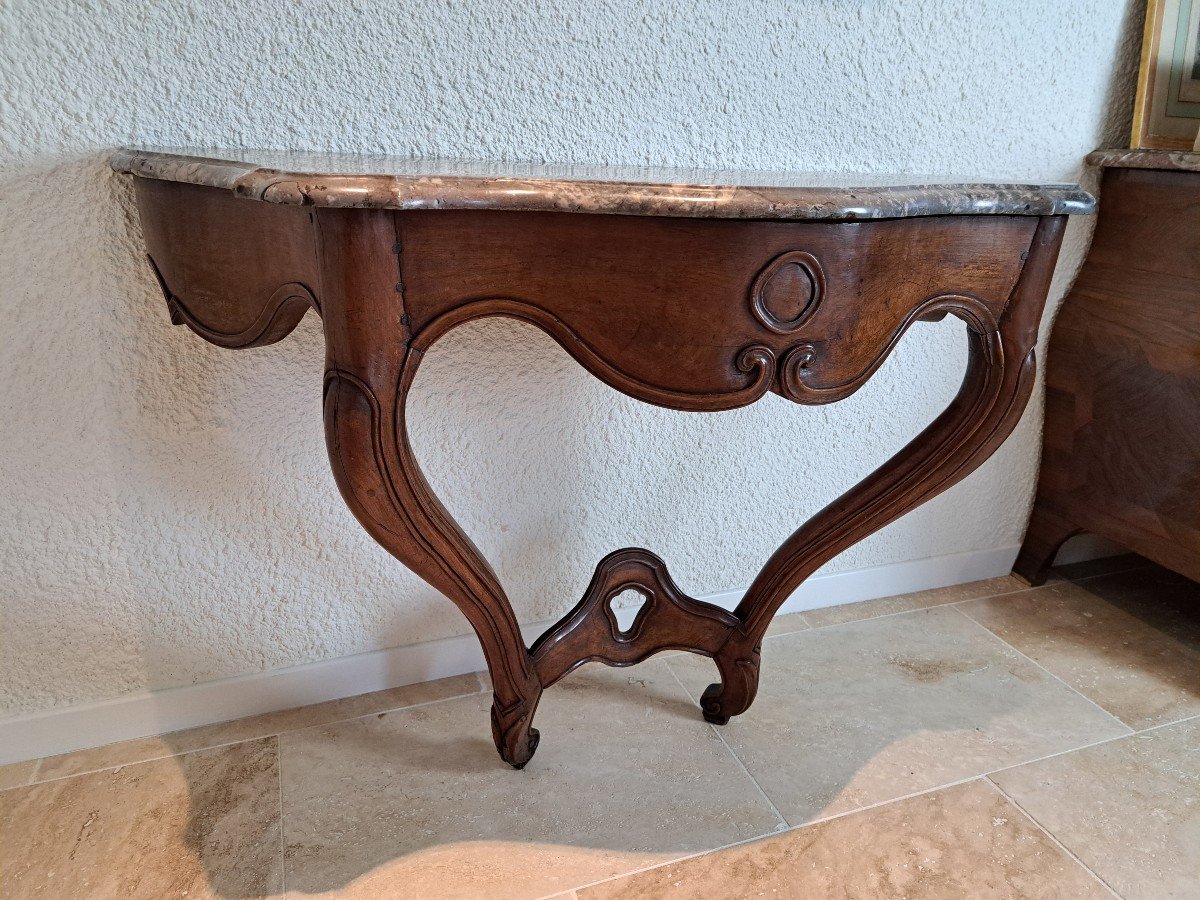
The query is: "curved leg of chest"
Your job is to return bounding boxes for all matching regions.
[1011,504,1081,587]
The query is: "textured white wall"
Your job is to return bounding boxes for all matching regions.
[0,0,1144,718]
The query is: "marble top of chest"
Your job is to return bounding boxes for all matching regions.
[1086,148,1200,173]
[112,148,1095,221]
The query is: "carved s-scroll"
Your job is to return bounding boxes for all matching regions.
[777,293,1001,405]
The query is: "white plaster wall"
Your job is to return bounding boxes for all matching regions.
[0,0,1144,718]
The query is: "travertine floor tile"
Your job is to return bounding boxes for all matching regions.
[279,661,782,899]
[33,672,481,783]
[992,718,1200,900]
[765,611,810,636]
[959,574,1200,728]
[668,606,1128,825]
[579,780,1107,899]
[803,575,1028,629]
[0,759,36,791]
[0,737,282,899]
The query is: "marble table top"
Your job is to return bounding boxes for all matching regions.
[1086,148,1200,173]
[111,147,1095,220]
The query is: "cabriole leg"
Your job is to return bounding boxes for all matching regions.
[317,209,542,768]
[702,216,1067,725]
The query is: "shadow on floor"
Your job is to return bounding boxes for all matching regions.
[164,608,1060,898]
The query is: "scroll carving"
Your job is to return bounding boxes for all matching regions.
[407,289,1005,420]
[700,638,761,726]
[776,293,1001,405]
[343,219,1061,763]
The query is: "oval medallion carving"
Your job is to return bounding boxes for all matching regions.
[750,250,825,334]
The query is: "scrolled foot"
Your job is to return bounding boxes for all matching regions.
[700,684,731,725]
[491,696,541,769]
[506,728,540,770]
[698,638,762,726]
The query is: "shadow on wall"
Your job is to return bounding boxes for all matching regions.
[0,153,159,719]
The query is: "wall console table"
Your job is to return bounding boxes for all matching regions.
[112,149,1094,768]
[1014,149,1200,586]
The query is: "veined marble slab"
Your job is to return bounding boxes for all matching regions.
[111,147,1095,220]
[1086,148,1200,172]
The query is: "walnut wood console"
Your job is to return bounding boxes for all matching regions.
[112,149,1093,768]
[1014,149,1200,586]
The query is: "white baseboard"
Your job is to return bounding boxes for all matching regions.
[0,542,1058,765]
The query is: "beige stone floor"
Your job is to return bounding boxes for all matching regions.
[2,554,1197,899]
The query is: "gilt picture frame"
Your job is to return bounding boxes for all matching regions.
[1131,0,1200,149]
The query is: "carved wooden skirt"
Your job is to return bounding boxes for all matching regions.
[123,158,1082,768]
